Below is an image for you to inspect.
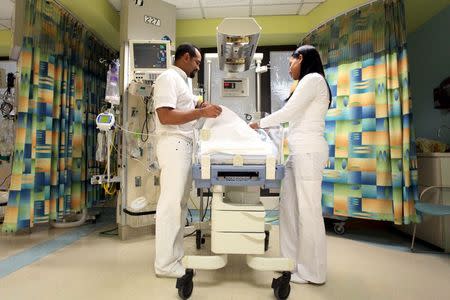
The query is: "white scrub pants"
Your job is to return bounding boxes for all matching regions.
[280,152,329,284]
[154,135,192,277]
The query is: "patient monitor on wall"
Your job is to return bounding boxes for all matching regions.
[129,40,171,82]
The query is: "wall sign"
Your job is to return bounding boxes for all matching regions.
[144,15,161,27]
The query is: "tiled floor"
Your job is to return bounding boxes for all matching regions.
[0,208,449,300]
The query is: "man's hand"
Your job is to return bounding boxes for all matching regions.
[249,122,260,129]
[198,101,208,108]
[200,104,222,118]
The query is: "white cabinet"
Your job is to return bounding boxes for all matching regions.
[211,187,266,254]
[400,153,450,251]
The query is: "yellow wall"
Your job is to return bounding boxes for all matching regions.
[177,0,450,47]
[0,30,12,57]
[57,0,120,50]
[405,0,450,33]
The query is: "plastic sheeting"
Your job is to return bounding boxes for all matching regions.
[199,105,278,156]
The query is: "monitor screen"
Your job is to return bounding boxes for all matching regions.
[133,43,167,69]
[98,115,111,123]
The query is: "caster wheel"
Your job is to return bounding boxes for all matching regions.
[196,230,202,249]
[176,269,194,299]
[264,230,270,252]
[333,223,345,235]
[272,272,291,300]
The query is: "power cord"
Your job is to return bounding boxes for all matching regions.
[0,173,11,188]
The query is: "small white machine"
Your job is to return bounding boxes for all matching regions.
[221,78,249,97]
[96,112,115,131]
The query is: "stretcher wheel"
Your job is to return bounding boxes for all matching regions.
[196,230,203,249]
[176,269,194,299]
[333,223,345,235]
[272,272,291,299]
[264,230,270,252]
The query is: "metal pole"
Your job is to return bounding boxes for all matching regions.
[120,42,129,229]
[207,60,212,103]
[256,59,261,112]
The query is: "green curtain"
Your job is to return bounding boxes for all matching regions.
[2,0,115,232]
[302,0,418,225]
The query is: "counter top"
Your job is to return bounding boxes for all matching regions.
[417,152,450,157]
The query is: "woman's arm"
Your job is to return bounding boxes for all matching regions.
[259,74,319,128]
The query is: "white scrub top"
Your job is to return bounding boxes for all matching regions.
[259,73,330,153]
[153,65,198,139]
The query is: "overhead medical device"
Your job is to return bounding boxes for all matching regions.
[206,18,267,122]
[216,18,261,73]
[176,18,293,300]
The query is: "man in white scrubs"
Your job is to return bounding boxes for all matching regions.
[153,44,222,278]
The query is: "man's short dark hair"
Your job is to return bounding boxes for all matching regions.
[175,43,199,61]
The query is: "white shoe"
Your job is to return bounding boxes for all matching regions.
[156,269,196,279]
[290,273,309,284]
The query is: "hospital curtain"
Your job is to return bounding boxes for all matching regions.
[2,0,115,232]
[302,0,419,224]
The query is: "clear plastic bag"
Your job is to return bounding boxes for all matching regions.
[105,63,120,105]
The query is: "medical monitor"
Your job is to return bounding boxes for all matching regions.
[129,40,171,81]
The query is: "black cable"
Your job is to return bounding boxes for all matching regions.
[201,188,211,221]
[0,173,11,188]
[140,96,150,142]
[123,208,156,216]
[99,226,118,236]
[186,208,193,226]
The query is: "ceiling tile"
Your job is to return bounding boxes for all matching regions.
[176,8,204,19]
[164,0,201,9]
[252,4,299,16]
[299,2,320,15]
[0,0,14,20]
[201,0,249,8]
[204,6,250,18]
[253,0,300,4]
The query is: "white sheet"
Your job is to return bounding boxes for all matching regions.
[199,106,278,157]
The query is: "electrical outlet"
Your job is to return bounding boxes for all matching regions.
[135,176,142,187]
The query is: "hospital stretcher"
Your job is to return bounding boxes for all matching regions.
[175,129,295,300]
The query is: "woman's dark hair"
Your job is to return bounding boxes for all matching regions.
[291,45,332,107]
[175,43,199,61]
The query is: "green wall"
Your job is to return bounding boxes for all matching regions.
[0,0,119,57]
[0,31,12,57]
[176,0,368,47]
[408,4,450,144]
[57,0,119,50]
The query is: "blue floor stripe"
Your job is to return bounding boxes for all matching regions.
[0,219,112,279]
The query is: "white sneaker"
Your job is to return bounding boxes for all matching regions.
[290,273,309,284]
[156,269,196,279]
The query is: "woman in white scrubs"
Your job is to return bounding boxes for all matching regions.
[250,45,331,284]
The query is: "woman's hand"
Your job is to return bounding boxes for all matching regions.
[249,122,260,129]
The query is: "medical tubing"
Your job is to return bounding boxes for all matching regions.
[123,208,156,216]
[50,208,88,228]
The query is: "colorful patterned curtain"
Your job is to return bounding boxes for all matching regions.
[302,0,418,225]
[2,0,116,232]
